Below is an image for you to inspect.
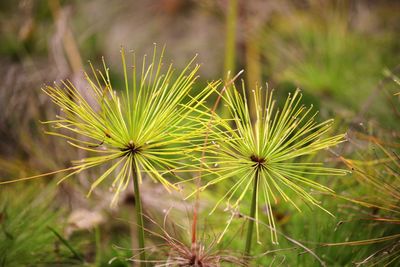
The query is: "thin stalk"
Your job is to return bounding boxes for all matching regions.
[191,71,244,250]
[48,226,84,263]
[132,159,146,266]
[244,3,261,121]
[222,0,238,119]
[224,0,238,76]
[244,168,259,256]
[95,226,101,266]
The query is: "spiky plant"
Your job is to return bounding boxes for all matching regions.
[129,211,247,267]
[0,183,65,266]
[197,84,347,256]
[21,46,219,265]
[326,138,400,266]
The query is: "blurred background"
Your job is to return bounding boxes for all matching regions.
[0,0,399,266]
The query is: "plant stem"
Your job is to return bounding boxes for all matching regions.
[132,159,146,266]
[224,0,238,76]
[95,226,101,266]
[48,226,84,263]
[222,0,238,119]
[244,3,261,121]
[245,168,259,256]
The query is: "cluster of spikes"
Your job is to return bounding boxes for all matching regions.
[42,45,220,205]
[195,83,348,244]
[1,45,347,246]
[131,212,247,266]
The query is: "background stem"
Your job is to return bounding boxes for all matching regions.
[132,159,146,266]
[221,0,238,119]
[224,0,238,76]
[245,168,259,256]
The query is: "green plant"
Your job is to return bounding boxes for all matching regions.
[0,183,80,266]
[196,85,347,257]
[326,137,400,266]
[6,46,219,265]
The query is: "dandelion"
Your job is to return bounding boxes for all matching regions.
[37,45,219,264]
[199,83,347,255]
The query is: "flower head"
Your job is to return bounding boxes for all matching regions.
[201,84,347,243]
[43,46,218,204]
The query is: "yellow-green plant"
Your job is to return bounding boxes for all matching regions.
[199,84,347,256]
[25,46,219,265]
[325,82,400,265]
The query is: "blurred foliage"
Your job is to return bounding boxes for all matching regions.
[0,183,71,266]
[263,2,400,113]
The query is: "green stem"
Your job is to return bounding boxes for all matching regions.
[95,226,101,266]
[224,0,238,76]
[222,0,238,119]
[245,169,259,256]
[48,226,84,263]
[132,159,146,266]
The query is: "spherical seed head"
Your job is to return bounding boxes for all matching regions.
[42,46,215,205]
[206,86,347,244]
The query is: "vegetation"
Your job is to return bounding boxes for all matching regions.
[0,1,399,266]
